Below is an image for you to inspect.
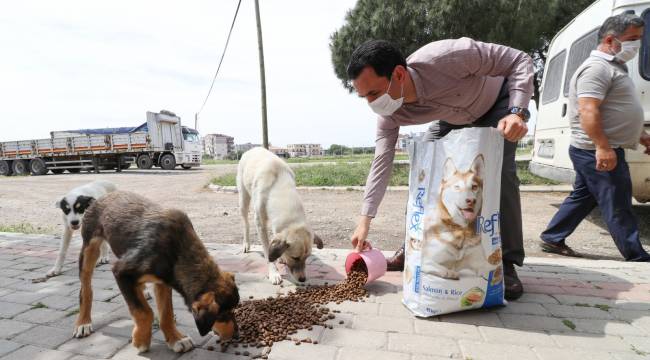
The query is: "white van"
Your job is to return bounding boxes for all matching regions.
[530,0,650,202]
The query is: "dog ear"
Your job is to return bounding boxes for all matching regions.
[55,199,62,209]
[470,154,485,177]
[224,271,235,283]
[76,196,96,212]
[313,234,324,249]
[268,236,289,262]
[191,292,220,336]
[442,157,457,181]
[191,292,218,314]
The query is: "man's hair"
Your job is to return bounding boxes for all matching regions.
[346,40,406,81]
[598,13,645,42]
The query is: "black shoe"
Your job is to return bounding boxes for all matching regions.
[386,245,405,272]
[504,262,523,301]
[540,241,582,257]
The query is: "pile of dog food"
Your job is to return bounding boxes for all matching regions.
[211,261,369,357]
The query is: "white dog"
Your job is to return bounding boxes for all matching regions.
[237,147,323,285]
[48,180,116,277]
[421,154,498,279]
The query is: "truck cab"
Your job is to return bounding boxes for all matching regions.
[142,110,201,170]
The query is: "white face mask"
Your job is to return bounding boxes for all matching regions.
[613,38,640,63]
[368,77,404,116]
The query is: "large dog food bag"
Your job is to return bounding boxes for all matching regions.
[403,127,504,317]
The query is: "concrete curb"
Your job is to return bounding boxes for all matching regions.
[208,184,573,193]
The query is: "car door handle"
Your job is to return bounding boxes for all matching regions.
[561,103,567,117]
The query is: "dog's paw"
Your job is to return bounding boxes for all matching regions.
[134,343,150,354]
[46,267,62,278]
[168,336,194,353]
[269,272,283,285]
[72,323,93,338]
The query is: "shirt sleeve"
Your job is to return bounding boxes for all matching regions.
[576,63,611,100]
[450,38,535,109]
[361,117,399,217]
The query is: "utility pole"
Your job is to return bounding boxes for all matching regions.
[254,0,269,149]
[194,113,198,131]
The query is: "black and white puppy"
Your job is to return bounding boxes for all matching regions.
[48,180,116,277]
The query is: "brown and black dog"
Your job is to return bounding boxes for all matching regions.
[72,191,239,354]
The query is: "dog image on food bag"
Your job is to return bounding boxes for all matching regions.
[420,154,499,279]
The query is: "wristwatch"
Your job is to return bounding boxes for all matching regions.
[509,107,530,122]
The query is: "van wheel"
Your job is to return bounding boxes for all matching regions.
[136,154,153,169]
[12,160,29,175]
[160,154,176,170]
[0,160,13,176]
[51,169,65,174]
[29,158,48,175]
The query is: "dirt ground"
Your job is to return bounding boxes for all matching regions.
[0,164,648,261]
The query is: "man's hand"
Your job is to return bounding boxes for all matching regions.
[595,146,617,171]
[641,132,650,155]
[497,114,528,142]
[351,216,372,252]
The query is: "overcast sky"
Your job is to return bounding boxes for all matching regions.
[0,1,535,147]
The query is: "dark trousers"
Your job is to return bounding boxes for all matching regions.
[541,146,650,262]
[422,81,525,266]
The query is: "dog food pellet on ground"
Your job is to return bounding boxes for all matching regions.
[224,260,368,350]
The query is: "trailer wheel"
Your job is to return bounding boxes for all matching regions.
[0,160,12,176]
[181,165,192,170]
[67,168,81,173]
[159,154,176,170]
[29,158,48,176]
[12,160,29,175]
[136,154,153,169]
[51,169,65,174]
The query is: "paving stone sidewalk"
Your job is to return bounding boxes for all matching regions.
[0,232,648,360]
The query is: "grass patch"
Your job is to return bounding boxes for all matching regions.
[594,304,611,312]
[211,162,409,187]
[574,303,591,307]
[66,308,80,317]
[202,158,238,165]
[203,153,409,165]
[212,160,560,187]
[516,146,532,156]
[517,160,561,185]
[31,302,48,309]
[0,223,54,234]
[562,319,576,330]
[211,173,237,187]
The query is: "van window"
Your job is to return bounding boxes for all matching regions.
[640,8,650,80]
[542,50,566,105]
[563,28,599,96]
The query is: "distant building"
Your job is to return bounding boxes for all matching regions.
[202,134,234,160]
[269,146,289,158]
[235,143,261,153]
[396,134,410,152]
[287,143,322,157]
[519,134,534,148]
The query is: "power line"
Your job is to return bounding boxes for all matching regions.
[196,0,242,117]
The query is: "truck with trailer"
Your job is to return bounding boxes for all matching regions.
[0,110,202,176]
